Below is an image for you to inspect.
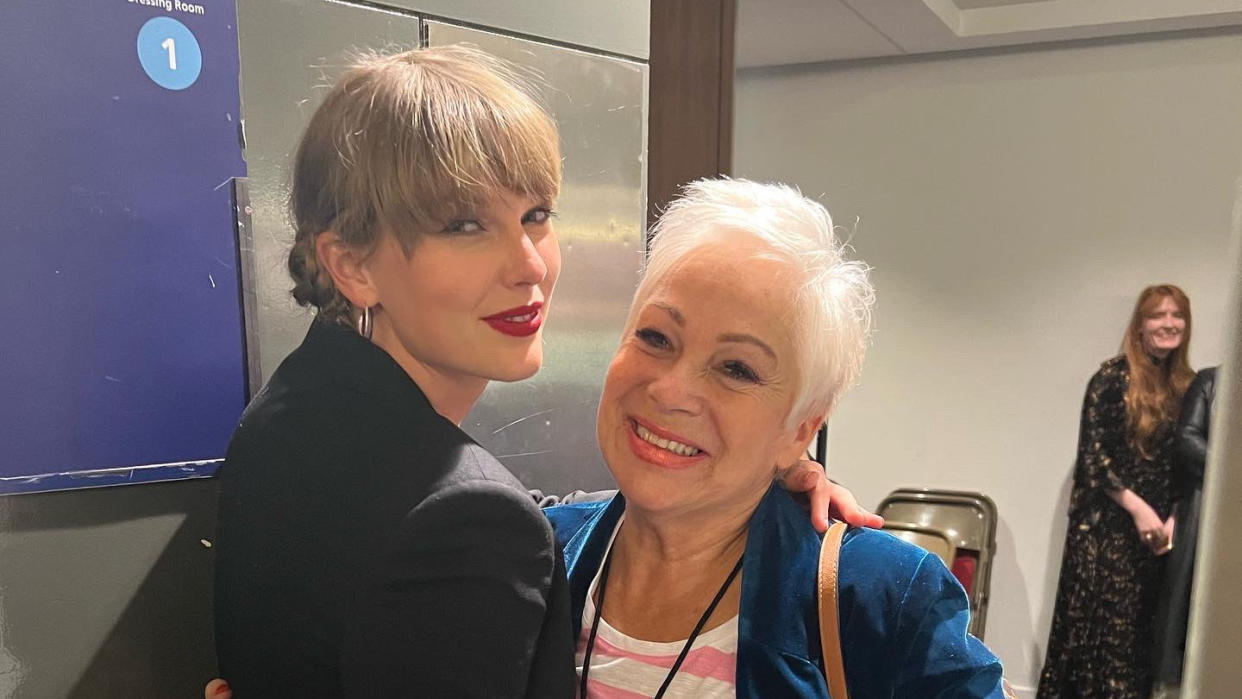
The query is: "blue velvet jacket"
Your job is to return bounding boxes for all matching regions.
[544,484,1004,698]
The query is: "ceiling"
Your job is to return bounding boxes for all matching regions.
[736,0,1242,68]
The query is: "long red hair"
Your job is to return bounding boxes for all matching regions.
[1121,284,1195,457]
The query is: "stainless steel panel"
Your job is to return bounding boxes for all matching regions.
[427,22,648,492]
[236,0,421,384]
[384,0,650,60]
[232,177,261,399]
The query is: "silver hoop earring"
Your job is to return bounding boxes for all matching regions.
[356,306,373,340]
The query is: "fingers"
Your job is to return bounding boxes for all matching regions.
[827,484,884,530]
[777,459,818,491]
[778,459,884,533]
[806,472,832,535]
[1141,529,1170,555]
[205,679,232,699]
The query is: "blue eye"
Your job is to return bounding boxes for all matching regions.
[721,360,760,383]
[636,328,670,349]
[441,219,484,234]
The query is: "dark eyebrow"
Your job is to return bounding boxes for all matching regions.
[651,302,685,326]
[718,333,777,361]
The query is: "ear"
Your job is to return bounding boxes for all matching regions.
[315,231,380,309]
[776,414,825,468]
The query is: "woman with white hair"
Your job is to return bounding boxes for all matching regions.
[547,178,1005,697]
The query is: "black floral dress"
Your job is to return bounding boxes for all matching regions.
[1038,356,1174,698]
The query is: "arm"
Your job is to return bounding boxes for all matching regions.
[892,553,1006,698]
[779,459,884,531]
[341,481,570,698]
[529,488,616,508]
[1074,369,1130,497]
[1074,368,1167,551]
[531,463,882,531]
[1176,370,1213,487]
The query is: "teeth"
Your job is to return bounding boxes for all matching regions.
[635,423,701,457]
[503,312,535,322]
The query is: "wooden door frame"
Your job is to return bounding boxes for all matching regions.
[647,0,736,228]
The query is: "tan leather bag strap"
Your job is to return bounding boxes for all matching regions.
[818,521,849,699]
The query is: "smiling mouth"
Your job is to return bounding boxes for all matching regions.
[631,420,703,457]
[482,303,543,337]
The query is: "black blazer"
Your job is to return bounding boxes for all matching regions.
[214,320,576,698]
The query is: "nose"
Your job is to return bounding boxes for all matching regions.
[646,361,705,415]
[505,229,549,288]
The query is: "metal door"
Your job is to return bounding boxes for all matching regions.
[427,22,648,492]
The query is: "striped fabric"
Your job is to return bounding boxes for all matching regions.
[574,518,738,698]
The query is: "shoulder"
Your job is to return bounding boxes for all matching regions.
[1094,355,1128,382]
[413,478,548,531]
[835,529,1003,695]
[1096,354,1127,377]
[227,359,367,456]
[836,527,975,644]
[1196,366,1218,393]
[838,528,943,608]
[1100,354,1127,371]
[446,440,531,492]
[841,526,930,567]
[398,478,558,567]
[1082,355,1128,397]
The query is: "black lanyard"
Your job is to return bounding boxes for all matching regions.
[578,547,745,699]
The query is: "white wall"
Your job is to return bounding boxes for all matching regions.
[735,31,1242,695]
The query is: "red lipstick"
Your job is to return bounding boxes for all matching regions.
[482,302,543,337]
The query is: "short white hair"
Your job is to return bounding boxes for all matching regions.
[635,177,875,424]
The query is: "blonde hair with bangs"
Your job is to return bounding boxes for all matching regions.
[288,45,562,324]
[636,178,875,426]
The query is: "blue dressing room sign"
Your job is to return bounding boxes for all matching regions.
[0,0,248,493]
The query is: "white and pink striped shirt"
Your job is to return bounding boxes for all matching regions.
[574,518,738,698]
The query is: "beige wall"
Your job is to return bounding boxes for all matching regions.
[735,31,1242,695]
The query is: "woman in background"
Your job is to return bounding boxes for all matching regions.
[1038,285,1196,698]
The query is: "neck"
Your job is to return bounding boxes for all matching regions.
[611,489,766,591]
[616,499,756,567]
[370,324,488,424]
[599,495,762,641]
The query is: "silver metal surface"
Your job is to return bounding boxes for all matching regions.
[427,21,648,493]
[384,0,649,59]
[231,177,262,399]
[236,0,422,385]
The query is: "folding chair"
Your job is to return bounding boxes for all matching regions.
[877,489,999,639]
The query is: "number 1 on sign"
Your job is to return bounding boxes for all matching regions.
[161,37,177,70]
